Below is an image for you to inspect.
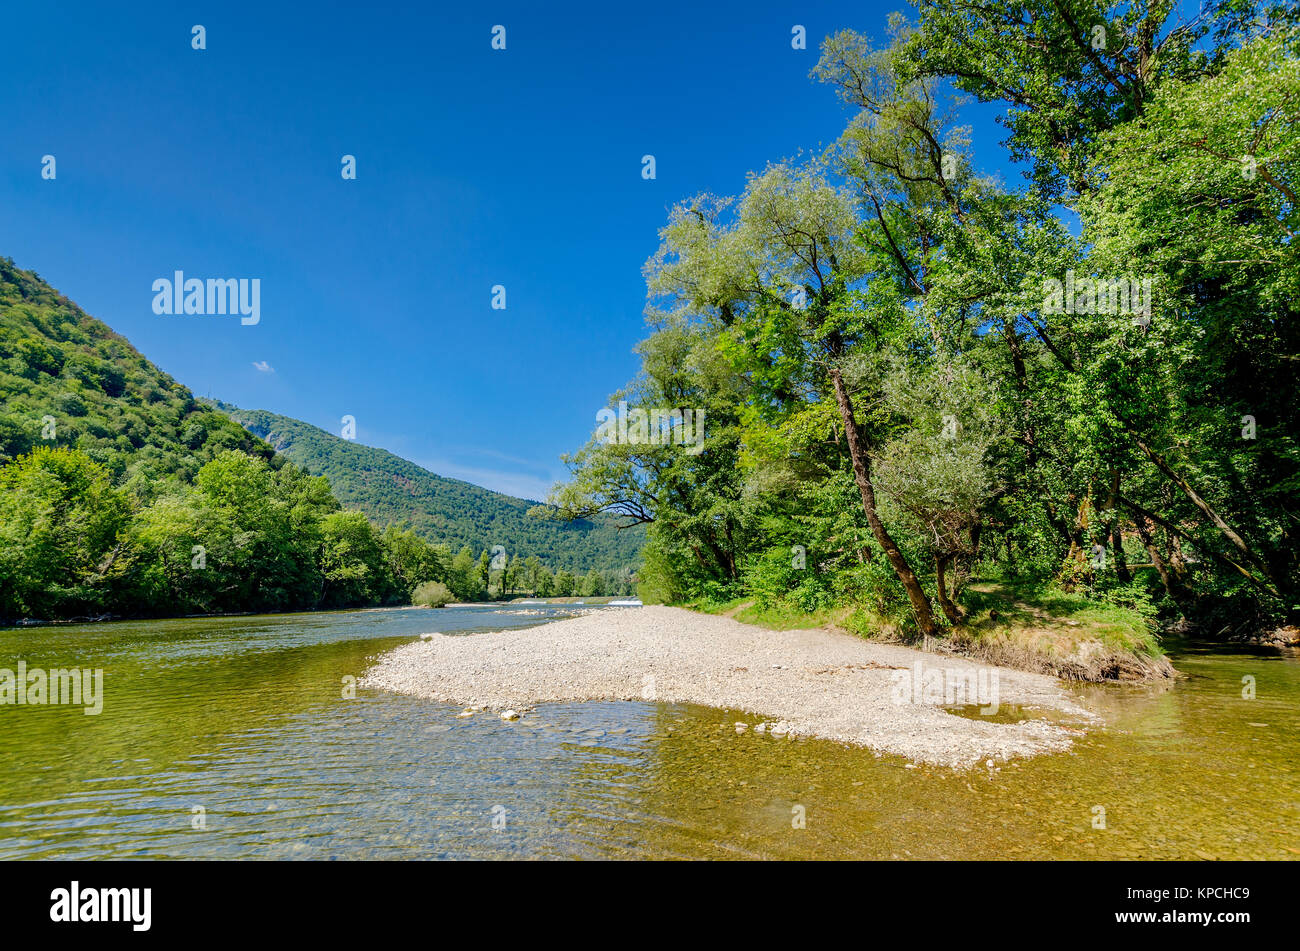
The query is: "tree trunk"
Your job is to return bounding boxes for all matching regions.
[829,366,940,638]
[1170,533,1188,581]
[1043,498,1076,551]
[1108,471,1132,583]
[1120,494,1268,592]
[1133,512,1192,615]
[1061,492,1091,563]
[1133,436,1282,594]
[1057,492,1094,590]
[934,553,963,625]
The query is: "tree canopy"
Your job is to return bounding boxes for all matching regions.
[548,2,1298,638]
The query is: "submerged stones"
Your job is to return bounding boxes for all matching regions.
[742,720,792,737]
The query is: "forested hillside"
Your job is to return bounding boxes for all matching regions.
[0,258,271,477]
[0,260,635,621]
[213,403,644,574]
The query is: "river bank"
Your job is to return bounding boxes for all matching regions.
[684,578,1178,684]
[361,605,1102,768]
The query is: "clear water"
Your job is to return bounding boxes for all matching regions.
[1,607,1297,859]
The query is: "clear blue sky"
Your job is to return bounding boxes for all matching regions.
[1,0,1014,500]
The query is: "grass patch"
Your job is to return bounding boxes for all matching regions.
[681,597,898,637]
[946,577,1172,681]
[681,595,752,617]
[731,601,838,630]
[681,596,844,630]
[505,595,631,605]
[958,577,1162,658]
[679,576,1172,682]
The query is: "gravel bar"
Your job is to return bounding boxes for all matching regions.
[360,606,1100,768]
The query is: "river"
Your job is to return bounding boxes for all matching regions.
[1,606,1296,859]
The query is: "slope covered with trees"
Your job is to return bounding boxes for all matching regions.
[213,404,644,575]
[0,258,271,478]
[548,2,1299,647]
[0,260,635,621]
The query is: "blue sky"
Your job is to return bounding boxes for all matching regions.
[1,0,1016,500]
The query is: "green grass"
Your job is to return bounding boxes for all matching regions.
[681,595,896,636]
[681,595,752,616]
[959,577,1163,658]
[676,575,1166,680]
[729,601,839,630]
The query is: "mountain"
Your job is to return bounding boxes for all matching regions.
[0,256,641,620]
[0,257,274,480]
[1,257,479,620]
[211,404,644,574]
[0,254,641,612]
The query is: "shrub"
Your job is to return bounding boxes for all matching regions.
[412,580,453,607]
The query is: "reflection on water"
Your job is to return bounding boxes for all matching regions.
[1,608,1297,859]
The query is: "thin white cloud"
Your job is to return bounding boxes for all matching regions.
[334,423,560,501]
[252,361,274,373]
[413,458,556,502]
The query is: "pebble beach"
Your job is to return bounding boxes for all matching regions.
[360,606,1100,768]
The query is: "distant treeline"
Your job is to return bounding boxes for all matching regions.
[0,445,632,620]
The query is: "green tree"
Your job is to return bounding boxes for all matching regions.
[319,510,398,608]
[580,568,607,597]
[0,446,131,618]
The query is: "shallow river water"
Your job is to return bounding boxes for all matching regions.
[1,606,1296,859]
